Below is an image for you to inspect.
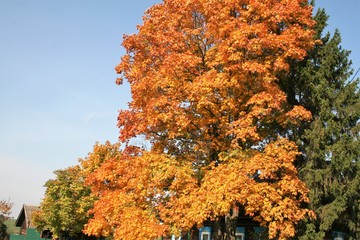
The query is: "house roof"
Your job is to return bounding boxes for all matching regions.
[15,204,40,228]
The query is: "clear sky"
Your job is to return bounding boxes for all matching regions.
[0,0,359,218]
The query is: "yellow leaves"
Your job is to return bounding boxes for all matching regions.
[84,149,199,238]
[84,139,314,239]
[189,139,313,239]
[285,105,312,124]
[80,141,121,174]
[107,0,318,239]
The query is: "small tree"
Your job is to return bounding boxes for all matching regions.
[33,166,94,239]
[0,200,13,240]
[33,141,121,239]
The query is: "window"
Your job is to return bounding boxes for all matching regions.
[200,227,211,240]
[235,227,245,240]
[235,234,244,240]
[202,233,210,240]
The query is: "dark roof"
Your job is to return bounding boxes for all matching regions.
[15,204,40,228]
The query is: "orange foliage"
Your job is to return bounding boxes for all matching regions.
[86,0,316,239]
[84,149,197,239]
[156,138,314,239]
[0,200,12,218]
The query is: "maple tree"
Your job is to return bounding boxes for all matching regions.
[281,7,360,239]
[84,0,317,239]
[79,141,122,176]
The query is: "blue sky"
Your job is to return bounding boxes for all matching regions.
[0,0,359,218]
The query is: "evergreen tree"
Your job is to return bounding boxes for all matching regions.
[281,7,360,240]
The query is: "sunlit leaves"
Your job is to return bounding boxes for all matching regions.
[182,138,313,239]
[33,166,94,238]
[84,150,197,239]
[33,142,124,238]
[117,0,315,153]
[89,0,317,239]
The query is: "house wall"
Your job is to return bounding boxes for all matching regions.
[8,235,25,240]
[10,228,47,240]
[19,221,26,235]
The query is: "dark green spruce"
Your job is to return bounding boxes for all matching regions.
[280,7,360,240]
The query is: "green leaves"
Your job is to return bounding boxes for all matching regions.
[33,166,94,238]
[283,7,360,240]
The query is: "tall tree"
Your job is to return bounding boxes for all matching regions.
[281,7,360,240]
[85,1,316,239]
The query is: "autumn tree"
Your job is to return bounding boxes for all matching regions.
[33,141,121,239]
[0,200,12,240]
[280,7,360,239]
[79,141,122,176]
[33,165,94,239]
[84,0,317,239]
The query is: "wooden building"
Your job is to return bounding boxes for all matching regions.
[14,205,39,235]
[9,205,50,240]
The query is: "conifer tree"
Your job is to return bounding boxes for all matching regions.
[281,7,360,240]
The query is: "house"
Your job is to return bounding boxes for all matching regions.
[14,205,39,236]
[9,205,50,240]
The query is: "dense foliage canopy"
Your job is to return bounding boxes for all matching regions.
[32,166,94,239]
[281,8,360,240]
[32,141,121,239]
[33,1,359,240]
[84,0,317,239]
